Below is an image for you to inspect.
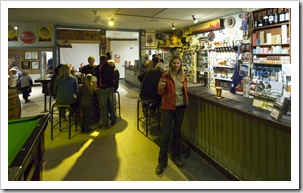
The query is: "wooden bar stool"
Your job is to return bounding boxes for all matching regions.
[137,98,160,137]
[50,103,78,140]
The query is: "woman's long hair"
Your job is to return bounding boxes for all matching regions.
[57,64,71,79]
[167,55,185,83]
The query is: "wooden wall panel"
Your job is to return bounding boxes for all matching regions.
[181,95,291,180]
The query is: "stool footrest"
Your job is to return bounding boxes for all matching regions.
[50,103,78,140]
[137,98,161,137]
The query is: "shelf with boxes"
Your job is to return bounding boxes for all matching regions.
[251,8,291,90]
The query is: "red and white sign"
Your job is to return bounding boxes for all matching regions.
[20,31,35,44]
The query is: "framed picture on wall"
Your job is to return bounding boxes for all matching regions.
[8,25,18,41]
[24,52,32,60]
[146,32,155,47]
[156,33,162,40]
[31,61,39,70]
[141,43,146,49]
[22,61,30,69]
[31,52,39,60]
[140,30,145,36]
[38,26,52,41]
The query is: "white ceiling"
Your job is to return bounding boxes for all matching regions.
[8,8,242,39]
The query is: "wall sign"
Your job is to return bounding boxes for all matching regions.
[38,26,52,41]
[31,52,39,60]
[22,61,30,69]
[8,25,18,41]
[31,61,39,70]
[20,31,35,44]
[24,52,32,60]
[189,19,224,34]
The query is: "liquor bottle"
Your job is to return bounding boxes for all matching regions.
[254,14,258,27]
[274,8,279,24]
[268,9,274,25]
[258,13,263,27]
[284,8,289,22]
[279,8,285,23]
[263,10,269,26]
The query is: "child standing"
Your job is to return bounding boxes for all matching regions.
[79,74,95,133]
[18,70,33,103]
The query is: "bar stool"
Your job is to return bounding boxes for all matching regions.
[137,98,161,137]
[48,95,54,122]
[114,90,121,117]
[50,103,78,140]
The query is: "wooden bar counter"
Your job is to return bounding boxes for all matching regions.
[182,86,291,181]
[124,66,145,88]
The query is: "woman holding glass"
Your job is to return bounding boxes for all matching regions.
[155,56,189,175]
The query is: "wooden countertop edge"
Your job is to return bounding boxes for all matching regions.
[187,87,291,133]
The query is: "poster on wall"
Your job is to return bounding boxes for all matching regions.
[8,25,18,41]
[146,32,155,47]
[114,54,120,63]
[38,26,52,41]
[22,61,30,69]
[31,61,39,70]
[190,19,224,34]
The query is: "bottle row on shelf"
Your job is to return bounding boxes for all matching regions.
[253,56,290,64]
[254,8,290,28]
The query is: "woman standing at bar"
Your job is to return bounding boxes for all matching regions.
[155,56,189,175]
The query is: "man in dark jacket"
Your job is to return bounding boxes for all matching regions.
[93,55,116,128]
[139,63,165,116]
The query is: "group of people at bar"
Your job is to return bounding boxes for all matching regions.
[49,55,120,134]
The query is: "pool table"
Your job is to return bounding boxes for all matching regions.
[8,114,49,181]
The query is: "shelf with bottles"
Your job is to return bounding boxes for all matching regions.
[209,52,237,67]
[252,9,290,50]
[253,8,290,29]
[213,67,234,82]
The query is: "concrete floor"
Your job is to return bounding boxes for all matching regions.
[19,80,230,188]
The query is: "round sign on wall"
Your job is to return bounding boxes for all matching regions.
[20,31,35,44]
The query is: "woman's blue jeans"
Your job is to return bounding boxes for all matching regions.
[157,105,186,166]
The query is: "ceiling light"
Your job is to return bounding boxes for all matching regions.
[192,15,198,23]
[171,23,175,30]
[109,18,114,26]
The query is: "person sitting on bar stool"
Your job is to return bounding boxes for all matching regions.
[54,64,78,120]
[139,63,165,116]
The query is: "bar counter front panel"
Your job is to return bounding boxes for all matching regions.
[124,66,144,88]
[182,86,291,181]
